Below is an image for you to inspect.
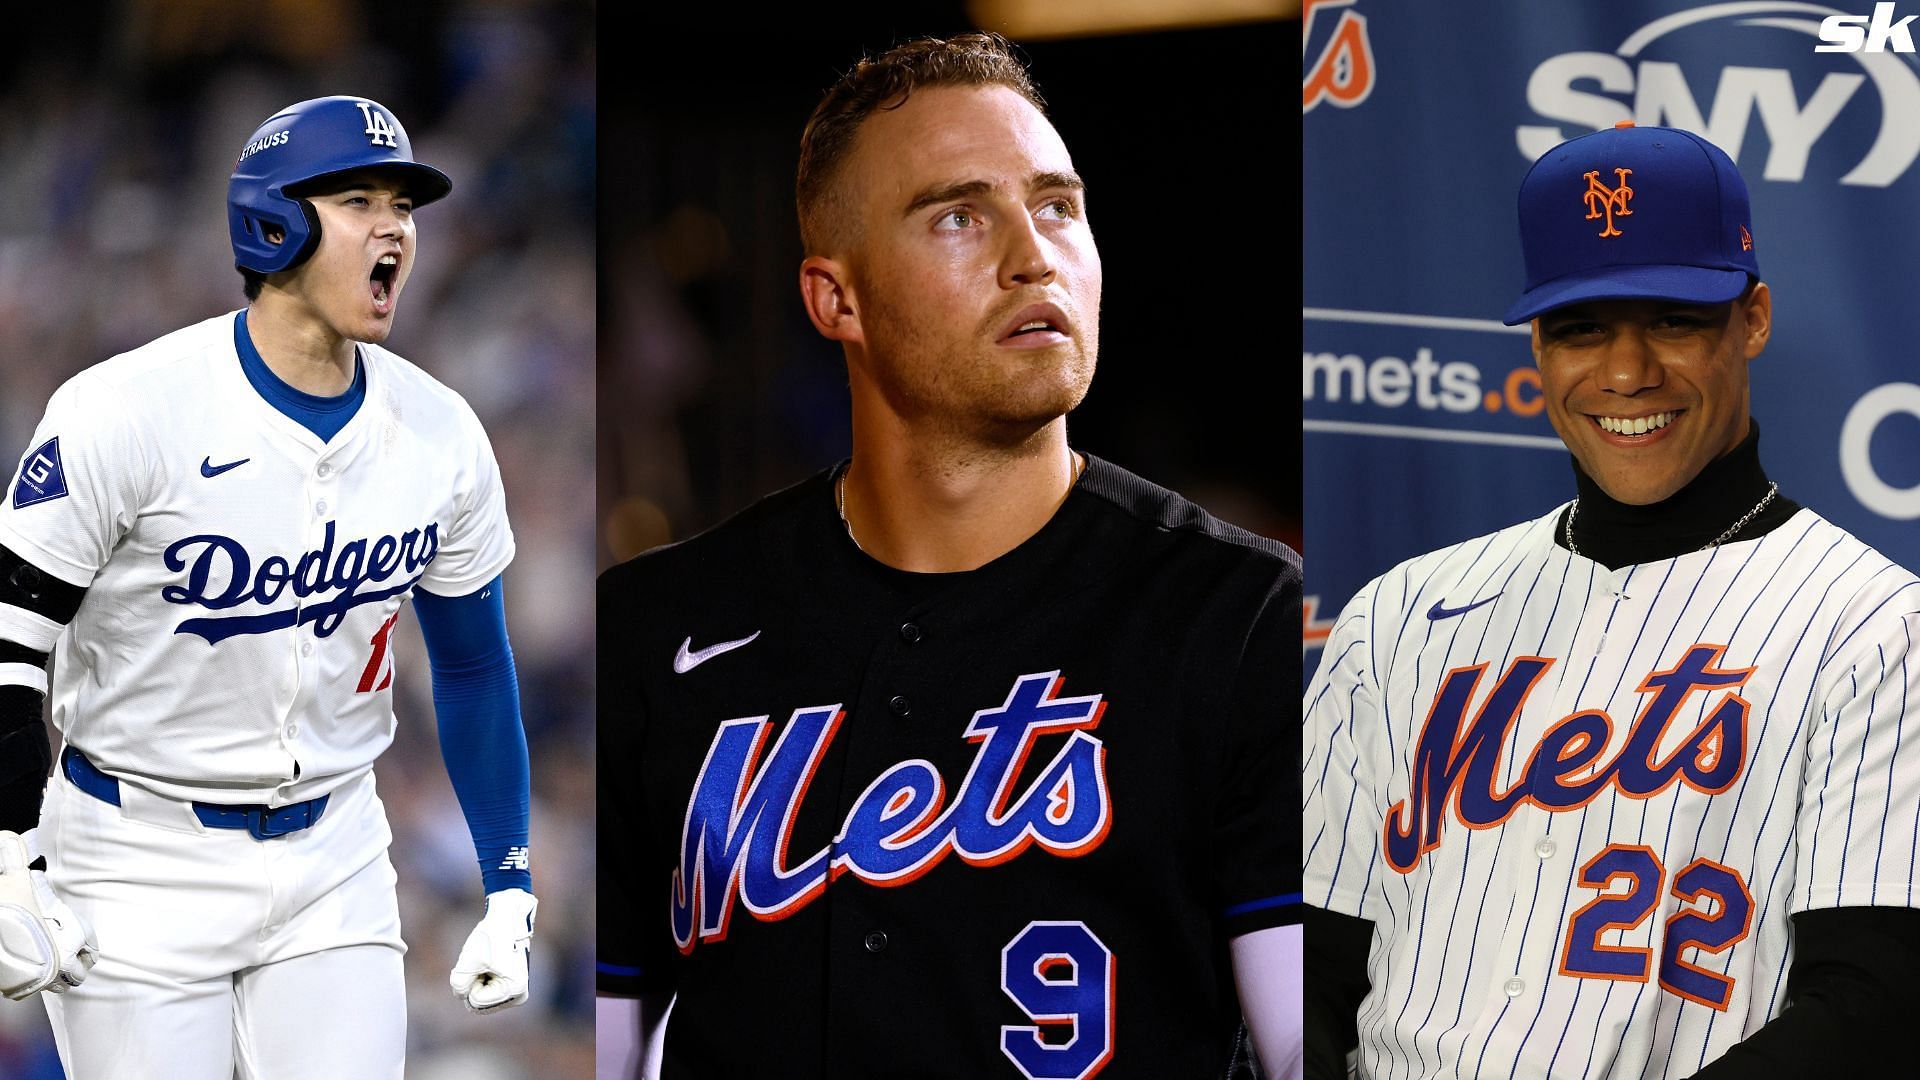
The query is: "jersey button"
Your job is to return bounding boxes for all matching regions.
[1534,838,1557,859]
[286,724,298,738]
[1504,978,1525,998]
[899,623,921,644]
[864,931,888,953]
[301,642,313,657]
[317,463,333,478]
[888,695,911,717]
[315,500,328,515]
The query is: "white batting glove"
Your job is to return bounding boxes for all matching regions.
[0,829,96,1001]
[449,887,536,1013]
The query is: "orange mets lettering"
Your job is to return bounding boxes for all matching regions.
[1303,0,1376,112]
[1382,644,1752,874]
[1583,168,1635,238]
[1304,595,1336,650]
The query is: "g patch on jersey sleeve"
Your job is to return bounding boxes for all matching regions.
[11,438,68,508]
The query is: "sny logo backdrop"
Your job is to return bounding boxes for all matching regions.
[1303,0,1920,659]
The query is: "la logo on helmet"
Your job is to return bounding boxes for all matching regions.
[354,102,399,149]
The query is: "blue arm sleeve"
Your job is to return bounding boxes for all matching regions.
[412,574,533,895]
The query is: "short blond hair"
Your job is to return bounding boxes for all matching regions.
[795,32,1046,253]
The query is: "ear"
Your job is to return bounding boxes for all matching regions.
[799,256,862,345]
[1739,280,1771,361]
[1530,319,1544,367]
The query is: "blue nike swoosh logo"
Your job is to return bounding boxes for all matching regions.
[1427,593,1502,620]
[200,457,249,478]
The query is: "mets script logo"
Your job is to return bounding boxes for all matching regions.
[672,671,1111,952]
[1583,167,1634,237]
[1384,644,1752,874]
[162,520,438,644]
[1303,0,1376,112]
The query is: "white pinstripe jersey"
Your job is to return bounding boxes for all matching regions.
[0,312,514,806]
[1303,505,1920,1079]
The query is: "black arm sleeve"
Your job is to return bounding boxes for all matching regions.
[0,545,87,833]
[1688,906,1920,1078]
[1303,903,1373,1080]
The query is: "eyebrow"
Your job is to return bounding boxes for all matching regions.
[902,170,1086,216]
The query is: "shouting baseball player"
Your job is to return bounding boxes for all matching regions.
[1303,122,1920,1078]
[598,33,1303,1079]
[0,96,536,1077]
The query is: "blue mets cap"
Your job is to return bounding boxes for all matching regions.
[1502,122,1759,325]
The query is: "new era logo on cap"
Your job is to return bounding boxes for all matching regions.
[1504,122,1759,325]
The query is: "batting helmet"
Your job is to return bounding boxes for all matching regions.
[228,96,453,274]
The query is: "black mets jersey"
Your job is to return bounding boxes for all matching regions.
[598,455,1302,1078]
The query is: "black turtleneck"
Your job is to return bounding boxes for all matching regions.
[1557,420,1802,569]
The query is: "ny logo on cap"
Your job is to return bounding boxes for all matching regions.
[1583,168,1634,238]
[354,101,399,149]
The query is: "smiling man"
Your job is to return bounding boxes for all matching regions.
[0,96,535,1077]
[1302,123,1920,1078]
[598,33,1302,1079]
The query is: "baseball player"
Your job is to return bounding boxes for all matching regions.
[0,96,537,1078]
[597,33,1303,1079]
[1302,122,1920,1078]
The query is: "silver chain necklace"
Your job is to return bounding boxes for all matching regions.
[1565,481,1779,561]
[836,454,1086,554]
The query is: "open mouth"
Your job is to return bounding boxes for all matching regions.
[1594,410,1678,437]
[370,255,399,312]
[997,302,1071,348]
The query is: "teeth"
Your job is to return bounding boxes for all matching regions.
[1597,411,1675,435]
[379,255,398,266]
[1018,320,1050,332]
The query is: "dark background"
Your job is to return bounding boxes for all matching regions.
[599,12,1301,566]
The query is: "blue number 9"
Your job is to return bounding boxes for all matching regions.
[999,921,1115,1079]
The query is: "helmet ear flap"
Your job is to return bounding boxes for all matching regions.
[233,196,319,275]
[282,198,324,272]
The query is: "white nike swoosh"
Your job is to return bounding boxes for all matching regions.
[673,631,762,674]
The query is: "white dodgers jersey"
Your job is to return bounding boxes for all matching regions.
[1303,506,1920,1079]
[0,312,514,806]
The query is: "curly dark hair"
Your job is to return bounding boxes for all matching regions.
[796,32,1046,254]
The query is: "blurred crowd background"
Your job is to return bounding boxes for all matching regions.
[599,8,1302,569]
[0,1,596,1076]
